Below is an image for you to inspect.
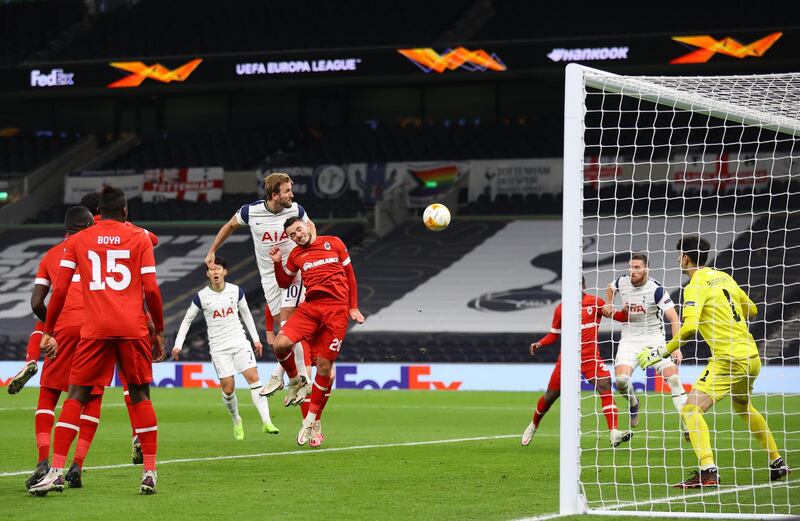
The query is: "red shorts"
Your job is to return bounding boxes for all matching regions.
[280,299,349,363]
[41,326,104,394]
[69,336,153,387]
[547,352,611,392]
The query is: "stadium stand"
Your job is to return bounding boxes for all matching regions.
[470,1,785,42]
[49,0,471,60]
[0,0,85,65]
[0,132,82,174]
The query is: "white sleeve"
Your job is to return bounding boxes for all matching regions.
[238,295,260,344]
[173,302,201,351]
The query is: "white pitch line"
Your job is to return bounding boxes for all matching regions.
[600,477,800,512]
[511,512,563,521]
[0,434,521,477]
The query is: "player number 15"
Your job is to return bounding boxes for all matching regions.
[88,249,131,291]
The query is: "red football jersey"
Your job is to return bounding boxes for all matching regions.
[547,293,605,352]
[59,219,156,339]
[35,240,83,330]
[286,235,352,305]
[94,215,159,246]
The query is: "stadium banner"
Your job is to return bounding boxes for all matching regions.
[261,165,353,200]
[141,167,224,202]
[468,158,562,201]
[400,161,468,208]
[3,30,798,92]
[668,152,799,194]
[1,361,798,393]
[63,169,143,203]
[347,163,406,204]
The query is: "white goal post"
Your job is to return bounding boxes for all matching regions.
[561,63,799,519]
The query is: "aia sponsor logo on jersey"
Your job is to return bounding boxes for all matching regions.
[629,304,646,314]
[212,307,234,319]
[260,230,288,243]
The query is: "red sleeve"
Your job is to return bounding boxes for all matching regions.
[143,274,164,332]
[612,309,629,322]
[273,252,296,288]
[34,256,51,287]
[43,241,77,334]
[337,238,358,308]
[139,237,164,331]
[144,228,158,246]
[538,304,562,346]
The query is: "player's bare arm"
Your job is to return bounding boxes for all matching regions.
[268,245,282,264]
[349,308,365,324]
[40,333,58,359]
[30,284,49,323]
[602,283,616,317]
[205,215,241,268]
[253,340,263,357]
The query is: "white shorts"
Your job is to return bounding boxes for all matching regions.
[615,334,675,374]
[211,346,257,379]
[262,272,305,317]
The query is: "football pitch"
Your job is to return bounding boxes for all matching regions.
[1,389,797,521]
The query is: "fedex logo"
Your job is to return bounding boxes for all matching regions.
[30,68,75,87]
[116,363,220,388]
[581,367,692,393]
[212,307,234,319]
[336,365,462,390]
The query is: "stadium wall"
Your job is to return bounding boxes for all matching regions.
[1,362,798,393]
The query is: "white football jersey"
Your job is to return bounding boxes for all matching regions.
[174,283,259,354]
[235,201,310,286]
[613,275,675,338]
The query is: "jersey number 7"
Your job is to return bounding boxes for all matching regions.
[88,249,132,291]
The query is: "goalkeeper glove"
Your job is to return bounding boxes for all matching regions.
[637,345,669,369]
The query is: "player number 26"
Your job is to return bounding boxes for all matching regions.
[328,338,342,352]
[88,249,131,291]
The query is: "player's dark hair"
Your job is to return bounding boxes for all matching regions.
[283,216,301,230]
[211,255,228,270]
[677,235,710,266]
[64,205,93,234]
[630,253,648,265]
[79,191,100,214]
[98,185,126,218]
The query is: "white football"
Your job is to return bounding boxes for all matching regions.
[423,203,451,232]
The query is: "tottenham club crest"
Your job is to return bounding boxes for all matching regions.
[324,241,331,250]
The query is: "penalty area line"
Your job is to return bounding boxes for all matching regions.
[0,433,519,478]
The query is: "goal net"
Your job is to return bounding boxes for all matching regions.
[561,64,800,518]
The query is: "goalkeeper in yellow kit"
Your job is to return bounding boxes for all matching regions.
[638,235,790,488]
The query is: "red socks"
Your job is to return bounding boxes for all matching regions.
[598,390,618,431]
[26,327,43,362]
[122,385,137,440]
[34,387,60,462]
[51,399,82,469]
[308,374,331,420]
[73,394,103,469]
[132,400,158,471]
[276,347,298,379]
[532,395,553,428]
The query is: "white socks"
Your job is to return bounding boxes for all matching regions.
[666,374,687,413]
[615,374,638,406]
[249,381,272,423]
[221,391,240,421]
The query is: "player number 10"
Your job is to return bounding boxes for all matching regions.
[88,249,132,291]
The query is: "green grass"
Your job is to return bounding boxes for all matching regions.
[0,389,797,520]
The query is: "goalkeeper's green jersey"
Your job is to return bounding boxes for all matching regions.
[681,267,759,360]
